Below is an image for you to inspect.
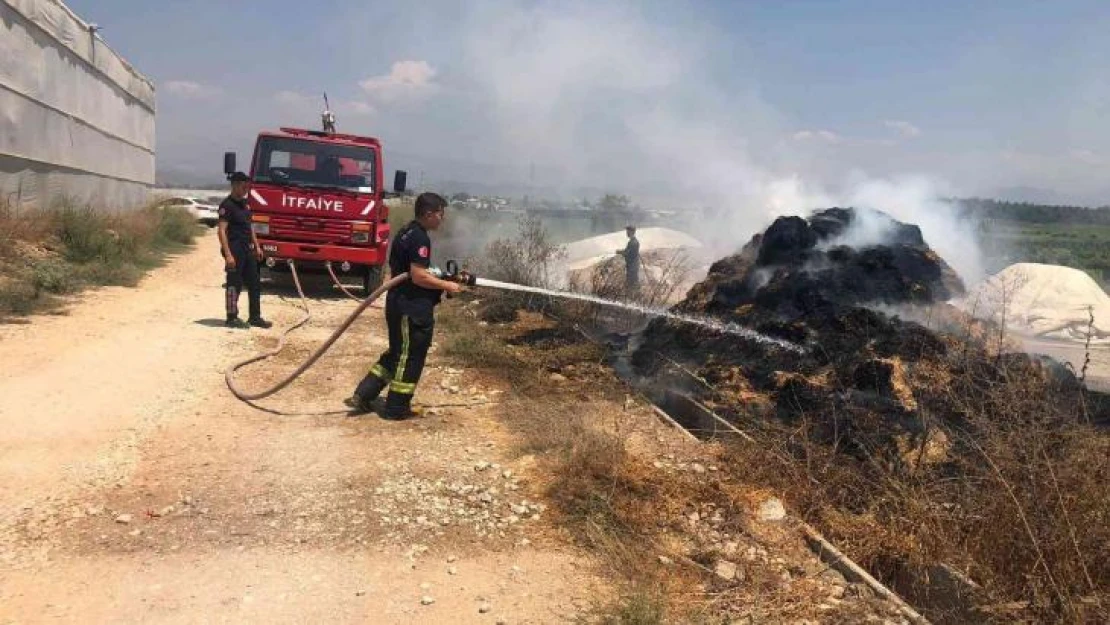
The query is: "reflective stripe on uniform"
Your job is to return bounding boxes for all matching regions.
[389,380,417,395]
[368,363,392,380]
[395,315,411,383]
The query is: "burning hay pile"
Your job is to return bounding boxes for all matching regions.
[633,206,989,429]
[633,207,1086,432]
[632,207,1110,622]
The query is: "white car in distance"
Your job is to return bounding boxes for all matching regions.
[158,196,220,227]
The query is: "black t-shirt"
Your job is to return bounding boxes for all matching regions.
[389,220,441,312]
[622,236,640,264]
[218,195,253,246]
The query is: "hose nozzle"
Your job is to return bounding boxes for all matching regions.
[441,260,477,286]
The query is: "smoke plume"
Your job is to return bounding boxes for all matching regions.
[394,0,990,287]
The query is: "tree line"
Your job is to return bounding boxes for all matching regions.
[948,197,1110,225]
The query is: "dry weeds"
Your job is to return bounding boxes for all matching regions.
[446,218,923,623]
[0,198,199,319]
[711,342,1110,624]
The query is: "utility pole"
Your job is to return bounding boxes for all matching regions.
[418,170,424,190]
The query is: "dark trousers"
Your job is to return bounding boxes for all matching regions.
[225,243,261,320]
[625,262,640,295]
[355,295,434,413]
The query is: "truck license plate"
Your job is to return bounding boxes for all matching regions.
[262,245,278,253]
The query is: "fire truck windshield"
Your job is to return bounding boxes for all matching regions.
[252,136,376,192]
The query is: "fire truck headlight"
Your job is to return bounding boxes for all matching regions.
[252,223,270,235]
[351,231,370,243]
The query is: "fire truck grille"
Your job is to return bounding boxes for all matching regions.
[269,216,353,243]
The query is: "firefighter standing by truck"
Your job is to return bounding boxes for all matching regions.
[347,192,462,420]
[218,172,272,329]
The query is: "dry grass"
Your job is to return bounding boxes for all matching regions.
[441,220,685,585]
[569,249,695,306]
[0,198,200,319]
[476,214,566,289]
[442,219,928,623]
[438,303,681,620]
[711,343,1110,624]
[453,212,1109,621]
[461,214,569,322]
[557,248,696,338]
[439,298,941,623]
[602,243,1110,622]
[594,591,667,625]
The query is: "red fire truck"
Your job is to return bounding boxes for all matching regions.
[223,108,406,293]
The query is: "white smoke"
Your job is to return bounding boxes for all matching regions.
[840,175,986,284]
[682,171,987,284]
[416,1,989,285]
[693,173,987,286]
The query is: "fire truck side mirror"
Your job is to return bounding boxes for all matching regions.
[223,152,237,176]
[393,170,407,194]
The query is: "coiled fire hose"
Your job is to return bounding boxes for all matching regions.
[225,260,409,402]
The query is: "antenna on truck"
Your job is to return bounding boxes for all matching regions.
[321,92,337,134]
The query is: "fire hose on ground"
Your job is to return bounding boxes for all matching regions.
[225,260,476,403]
[224,260,923,622]
[325,261,371,302]
[234,255,655,405]
[225,253,799,405]
[225,261,409,402]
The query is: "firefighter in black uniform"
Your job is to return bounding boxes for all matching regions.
[347,192,462,420]
[218,172,272,329]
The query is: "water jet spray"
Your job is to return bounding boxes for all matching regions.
[471,275,805,353]
[225,259,804,406]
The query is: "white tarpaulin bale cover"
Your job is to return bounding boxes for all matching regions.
[0,0,155,209]
[962,263,1110,344]
[563,227,703,273]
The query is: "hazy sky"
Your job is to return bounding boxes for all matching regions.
[69,0,1110,206]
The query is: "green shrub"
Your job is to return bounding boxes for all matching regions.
[151,205,199,247]
[54,205,118,264]
[0,280,42,315]
[77,259,145,287]
[0,200,200,319]
[29,258,76,294]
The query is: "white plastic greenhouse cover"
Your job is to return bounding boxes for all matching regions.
[0,0,155,209]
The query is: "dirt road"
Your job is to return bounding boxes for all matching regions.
[0,232,604,624]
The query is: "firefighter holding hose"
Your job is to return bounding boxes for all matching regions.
[616,225,641,296]
[347,192,463,420]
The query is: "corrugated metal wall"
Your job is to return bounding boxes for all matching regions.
[0,0,155,210]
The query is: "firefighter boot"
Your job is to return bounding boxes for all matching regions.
[346,375,387,413]
[382,391,421,421]
[225,316,250,329]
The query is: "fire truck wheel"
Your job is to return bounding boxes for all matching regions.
[363,266,384,295]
